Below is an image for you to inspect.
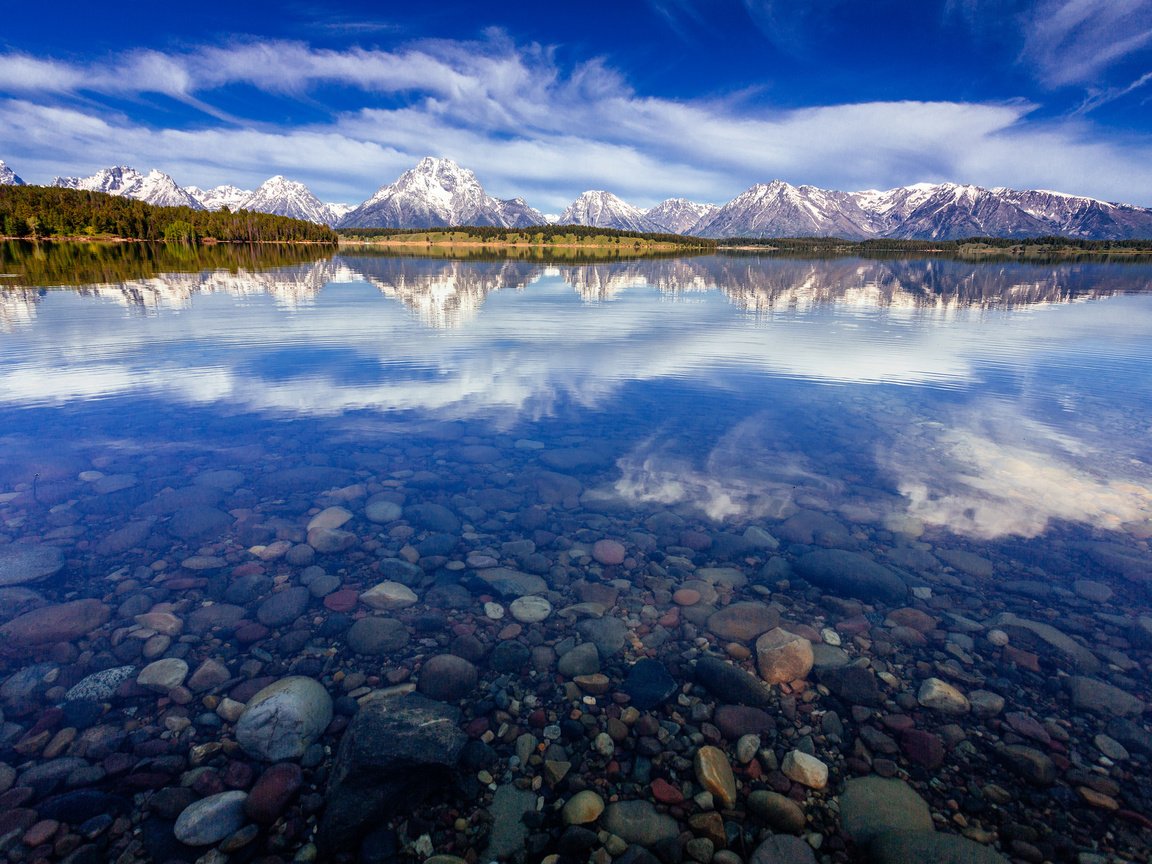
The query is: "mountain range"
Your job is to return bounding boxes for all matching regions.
[4,156,1152,240]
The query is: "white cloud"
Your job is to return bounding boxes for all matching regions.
[1021,0,1152,87]
[2,34,1152,207]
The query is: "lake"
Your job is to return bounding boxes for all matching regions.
[0,243,1149,863]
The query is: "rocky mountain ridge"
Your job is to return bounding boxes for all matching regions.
[5,156,1152,239]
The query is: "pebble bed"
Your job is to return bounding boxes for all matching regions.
[0,429,1149,864]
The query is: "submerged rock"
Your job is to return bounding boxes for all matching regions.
[318,692,465,855]
[0,599,110,652]
[794,550,908,603]
[0,545,65,587]
[235,676,333,761]
[839,776,933,844]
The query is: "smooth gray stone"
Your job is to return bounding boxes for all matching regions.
[0,545,64,586]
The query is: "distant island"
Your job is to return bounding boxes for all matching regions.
[0,185,337,244]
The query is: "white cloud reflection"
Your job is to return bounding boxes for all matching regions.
[1,256,1151,539]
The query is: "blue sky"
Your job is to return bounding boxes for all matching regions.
[2,0,1151,210]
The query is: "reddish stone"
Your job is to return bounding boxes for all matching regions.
[231,562,264,578]
[246,763,303,824]
[0,599,110,650]
[22,819,60,847]
[1004,712,1052,746]
[1117,810,1152,829]
[592,539,627,566]
[124,772,175,789]
[25,706,65,737]
[901,729,945,769]
[464,717,489,738]
[743,760,763,780]
[657,608,680,628]
[714,705,773,739]
[1002,645,1041,673]
[880,714,916,732]
[324,589,359,613]
[836,615,872,636]
[192,770,226,797]
[233,621,270,644]
[651,777,684,804]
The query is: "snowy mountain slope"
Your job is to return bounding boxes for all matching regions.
[0,160,24,186]
[339,157,546,229]
[644,198,719,234]
[557,191,660,232]
[187,184,252,212]
[239,176,341,226]
[51,166,204,210]
[693,180,878,239]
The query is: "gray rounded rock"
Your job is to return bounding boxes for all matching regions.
[346,617,409,655]
[839,776,932,844]
[417,654,478,702]
[256,586,310,627]
[235,676,333,761]
[174,790,248,846]
[601,800,679,846]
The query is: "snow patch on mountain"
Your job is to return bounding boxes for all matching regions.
[239,176,341,226]
[0,160,25,186]
[340,157,546,229]
[558,191,660,232]
[644,198,718,234]
[187,184,252,212]
[52,166,203,210]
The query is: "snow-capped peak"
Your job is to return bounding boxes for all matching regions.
[187,184,252,212]
[340,156,545,229]
[558,190,659,232]
[238,176,341,226]
[0,160,25,186]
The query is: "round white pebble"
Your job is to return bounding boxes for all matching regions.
[509,595,552,623]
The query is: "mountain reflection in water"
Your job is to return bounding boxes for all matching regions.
[0,247,1150,863]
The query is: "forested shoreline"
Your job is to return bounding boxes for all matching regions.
[0,186,338,243]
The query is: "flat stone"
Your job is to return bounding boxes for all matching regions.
[174,790,248,846]
[65,665,136,702]
[781,750,827,789]
[794,549,908,603]
[360,581,419,611]
[0,545,65,586]
[917,678,970,714]
[485,784,537,859]
[577,617,629,657]
[346,617,409,655]
[137,658,189,693]
[989,612,1100,673]
[307,526,357,553]
[755,627,814,684]
[235,676,333,762]
[168,506,232,541]
[601,799,680,846]
[694,745,737,808]
[1067,676,1145,717]
[708,602,780,642]
[0,599,110,651]
[509,595,552,623]
[404,503,460,534]
[307,506,353,532]
[839,776,933,844]
[477,567,547,598]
